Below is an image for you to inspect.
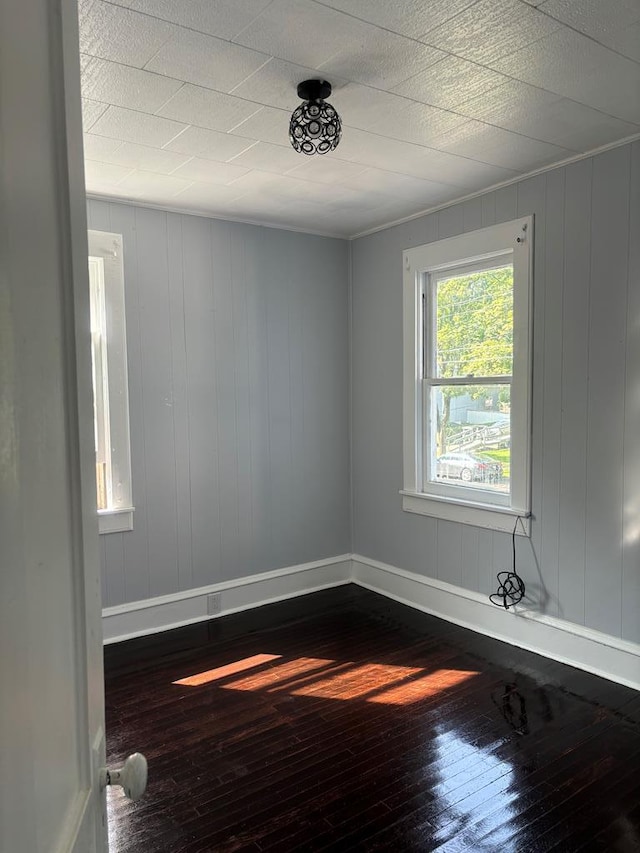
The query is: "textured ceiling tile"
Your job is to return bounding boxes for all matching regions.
[316,0,479,39]
[92,141,191,173]
[599,20,640,62]
[116,170,194,198]
[327,126,445,172]
[125,0,273,40]
[234,0,373,67]
[393,56,509,111]
[80,55,183,112]
[540,0,640,40]
[334,84,468,146]
[90,106,188,147]
[234,0,444,88]
[157,85,263,133]
[457,81,640,150]
[145,30,270,93]
[540,0,640,61]
[227,141,303,174]
[456,79,560,122]
[230,58,348,111]
[163,126,258,161]
[78,0,177,67]
[171,157,250,184]
[83,134,123,160]
[419,154,518,191]
[492,28,640,124]
[316,31,447,89]
[285,157,369,184]
[419,0,561,65]
[84,160,134,187]
[341,167,457,202]
[231,105,293,146]
[323,127,518,188]
[171,182,250,209]
[81,98,109,131]
[430,121,574,169]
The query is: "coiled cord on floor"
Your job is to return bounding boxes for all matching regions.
[489,516,526,609]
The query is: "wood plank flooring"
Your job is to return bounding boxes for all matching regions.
[104,587,640,852]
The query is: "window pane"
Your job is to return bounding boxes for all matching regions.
[426,383,511,495]
[435,264,513,379]
[88,255,110,511]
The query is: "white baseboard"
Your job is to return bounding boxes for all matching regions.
[102,552,639,692]
[102,555,352,644]
[351,554,640,691]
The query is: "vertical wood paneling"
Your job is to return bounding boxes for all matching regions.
[96,201,349,606]
[265,230,294,569]
[540,167,565,618]
[285,233,310,563]
[182,213,221,590]
[166,213,193,593]
[245,227,273,573]
[481,192,497,228]
[211,220,242,581]
[477,528,494,595]
[517,175,547,611]
[622,141,640,644]
[461,525,480,592]
[558,159,592,627]
[437,204,464,239]
[585,147,629,635]
[436,520,462,586]
[492,530,512,588]
[229,226,254,575]
[108,202,151,604]
[462,197,483,233]
[99,534,108,603]
[104,534,125,606]
[495,185,518,223]
[134,207,178,598]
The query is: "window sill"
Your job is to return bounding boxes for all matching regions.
[400,490,530,536]
[98,507,134,534]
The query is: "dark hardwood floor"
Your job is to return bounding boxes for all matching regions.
[104,586,640,852]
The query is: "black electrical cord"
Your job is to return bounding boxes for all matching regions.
[489,516,526,609]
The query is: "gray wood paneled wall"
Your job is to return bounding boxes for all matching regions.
[351,142,640,643]
[88,200,350,607]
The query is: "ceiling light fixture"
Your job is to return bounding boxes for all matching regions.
[289,79,342,156]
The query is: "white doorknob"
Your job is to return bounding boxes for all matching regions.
[101,753,148,801]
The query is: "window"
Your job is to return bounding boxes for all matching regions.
[402,217,533,535]
[88,230,133,534]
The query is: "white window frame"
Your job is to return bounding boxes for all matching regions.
[401,216,533,535]
[88,229,134,534]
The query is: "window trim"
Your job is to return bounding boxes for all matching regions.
[88,229,134,535]
[402,216,533,535]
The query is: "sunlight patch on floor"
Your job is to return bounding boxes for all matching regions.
[369,669,479,705]
[173,653,281,686]
[174,654,479,706]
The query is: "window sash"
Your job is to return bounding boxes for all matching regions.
[421,380,511,508]
[89,256,111,510]
[426,255,514,382]
[88,230,133,533]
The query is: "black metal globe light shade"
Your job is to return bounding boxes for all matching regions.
[289,79,342,156]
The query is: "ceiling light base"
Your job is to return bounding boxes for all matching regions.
[296,79,332,101]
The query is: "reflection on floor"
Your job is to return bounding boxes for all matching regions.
[104,586,640,853]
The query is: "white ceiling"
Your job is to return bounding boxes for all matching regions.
[80,0,640,237]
